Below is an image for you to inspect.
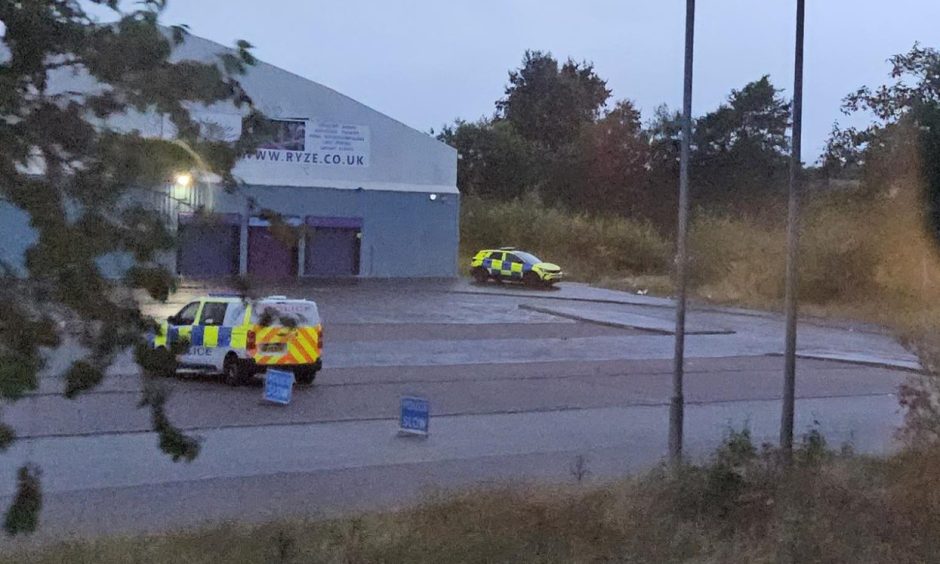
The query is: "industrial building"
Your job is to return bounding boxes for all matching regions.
[0,32,459,279]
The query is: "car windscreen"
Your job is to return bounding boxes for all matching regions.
[513,251,541,264]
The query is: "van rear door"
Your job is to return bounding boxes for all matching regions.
[250,300,321,366]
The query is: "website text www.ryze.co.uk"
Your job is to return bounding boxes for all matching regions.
[247,150,366,166]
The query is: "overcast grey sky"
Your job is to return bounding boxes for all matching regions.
[154,1,940,161]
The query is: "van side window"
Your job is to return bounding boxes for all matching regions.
[225,303,247,327]
[199,302,228,326]
[174,302,200,326]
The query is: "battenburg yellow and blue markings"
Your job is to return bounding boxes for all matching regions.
[481,257,529,278]
[153,325,246,348]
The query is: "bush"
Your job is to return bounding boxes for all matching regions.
[687,213,786,302]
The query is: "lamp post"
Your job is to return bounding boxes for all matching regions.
[670,0,696,466]
[780,0,806,460]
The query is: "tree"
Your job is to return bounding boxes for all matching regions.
[0,1,262,534]
[842,43,940,124]
[543,100,649,215]
[692,76,791,207]
[834,44,940,235]
[819,123,864,182]
[643,105,683,231]
[437,119,537,200]
[496,50,611,151]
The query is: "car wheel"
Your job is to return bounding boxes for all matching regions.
[523,272,542,288]
[471,267,488,284]
[295,367,317,386]
[223,354,248,387]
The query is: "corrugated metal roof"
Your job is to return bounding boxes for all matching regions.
[7,28,458,194]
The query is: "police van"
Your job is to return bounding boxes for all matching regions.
[152,294,322,386]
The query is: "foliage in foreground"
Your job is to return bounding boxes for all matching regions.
[0,1,261,534]
[9,428,940,564]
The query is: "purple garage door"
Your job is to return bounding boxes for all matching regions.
[248,221,298,279]
[177,214,240,277]
[305,217,362,276]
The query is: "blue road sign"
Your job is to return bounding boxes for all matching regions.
[400,396,429,435]
[264,369,295,405]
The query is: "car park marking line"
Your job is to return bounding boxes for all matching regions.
[2,391,899,442]
[448,288,896,337]
[517,303,735,336]
[22,355,900,398]
[766,352,923,373]
[21,366,902,400]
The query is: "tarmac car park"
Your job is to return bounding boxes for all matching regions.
[152,294,323,386]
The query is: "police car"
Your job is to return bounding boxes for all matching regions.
[152,294,322,386]
[470,248,563,287]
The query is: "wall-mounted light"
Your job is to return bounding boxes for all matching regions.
[174,172,193,188]
[429,193,438,201]
[173,172,193,200]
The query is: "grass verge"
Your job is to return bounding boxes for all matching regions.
[9,429,940,563]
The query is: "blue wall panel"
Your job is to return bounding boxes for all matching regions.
[0,186,459,279]
[212,185,458,278]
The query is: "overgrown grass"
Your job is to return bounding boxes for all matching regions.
[462,189,940,336]
[12,429,940,563]
[460,193,672,281]
[686,188,940,336]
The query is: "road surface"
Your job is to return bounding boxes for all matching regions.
[0,280,918,540]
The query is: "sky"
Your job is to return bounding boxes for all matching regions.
[112,1,940,161]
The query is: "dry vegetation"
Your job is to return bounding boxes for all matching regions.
[12,429,940,563]
[460,193,672,281]
[461,187,940,338]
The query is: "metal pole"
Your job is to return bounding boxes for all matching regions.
[670,0,695,466]
[780,0,805,459]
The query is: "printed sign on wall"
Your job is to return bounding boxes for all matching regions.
[244,118,371,168]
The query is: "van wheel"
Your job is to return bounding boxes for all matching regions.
[223,354,248,387]
[295,368,317,386]
[471,267,488,284]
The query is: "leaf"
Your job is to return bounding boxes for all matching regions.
[125,265,176,302]
[139,384,200,462]
[0,355,41,401]
[219,53,245,76]
[170,24,190,45]
[134,342,178,378]
[4,466,41,536]
[64,360,104,399]
[0,424,16,452]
